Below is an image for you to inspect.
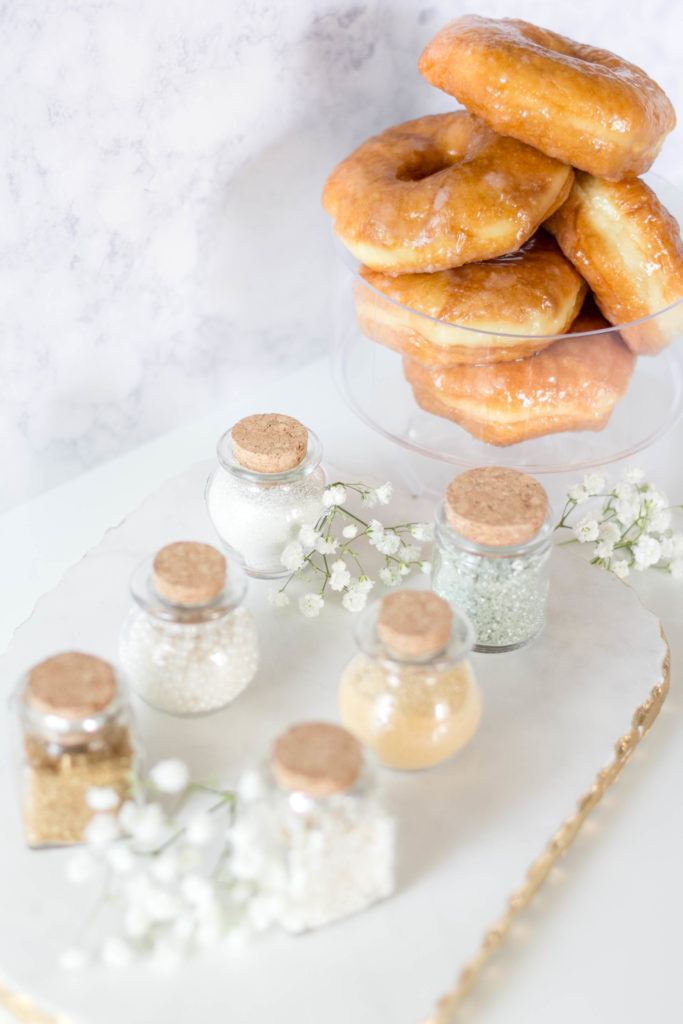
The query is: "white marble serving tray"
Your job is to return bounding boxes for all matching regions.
[0,461,668,1024]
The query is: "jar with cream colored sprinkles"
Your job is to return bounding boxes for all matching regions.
[230,722,395,933]
[338,590,481,770]
[432,467,553,653]
[119,541,258,715]
[205,413,326,578]
[14,652,138,848]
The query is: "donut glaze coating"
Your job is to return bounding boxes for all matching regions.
[545,173,683,354]
[354,231,587,366]
[322,112,573,274]
[419,16,675,180]
[404,328,635,446]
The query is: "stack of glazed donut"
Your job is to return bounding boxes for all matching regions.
[322,16,683,446]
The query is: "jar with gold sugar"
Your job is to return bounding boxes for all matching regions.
[13,652,138,848]
[205,413,326,578]
[230,722,395,933]
[119,541,258,716]
[338,590,481,770]
[432,467,553,653]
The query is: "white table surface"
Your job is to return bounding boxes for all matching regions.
[1,356,682,1023]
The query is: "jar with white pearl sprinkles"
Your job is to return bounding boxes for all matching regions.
[338,590,481,770]
[432,467,553,653]
[230,722,395,933]
[205,413,326,578]
[119,541,258,715]
[14,652,138,847]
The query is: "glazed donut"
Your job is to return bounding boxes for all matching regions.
[545,173,683,354]
[322,112,574,274]
[354,231,587,366]
[419,16,676,180]
[403,325,635,446]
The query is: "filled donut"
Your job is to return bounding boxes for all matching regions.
[403,317,636,445]
[545,173,683,354]
[322,111,574,274]
[354,231,586,366]
[419,16,675,180]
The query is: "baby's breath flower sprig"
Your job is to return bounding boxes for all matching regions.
[269,480,433,616]
[60,759,267,971]
[555,467,683,579]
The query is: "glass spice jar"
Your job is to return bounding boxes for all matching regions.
[205,413,326,578]
[230,722,395,933]
[14,652,138,848]
[432,467,554,653]
[119,541,258,715]
[338,590,480,770]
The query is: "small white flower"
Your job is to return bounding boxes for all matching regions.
[341,589,368,612]
[598,521,621,545]
[123,904,151,938]
[144,885,181,923]
[281,541,305,572]
[348,575,374,594]
[622,466,645,484]
[582,471,607,496]
[130,803,167,847]
[670,558,683,580]
[420,561,432,575]
[328,559,351,591]
[374,482,393,505]
[612,559,631,579]
[149,758,189,795]
[366,519,385,545]
[180,874,214,908]
[360,490,379,508]
[649,508,672,533]
[297,523,319,547]
[614,497,639,527]
[567,484,589,504]
[299,592,324,617]
[86,786,120,812]
[595,541,614,560]
[323,484,347,507]
[65,850,98,884]
[398,562,411,576]
[100,937,134,968]
[379,565,402,586]
[409,522,434,542]
[671,532,683,556]
[614,480,636,500]
[149,850,179,884]
[342,523,359,539]
[644,488,668,512]
[59,947,88,971]
[84,813,120,846]
[574,517,599,543]
[314,535,338,555]
[633,535,662,570]
[375,533,401,555]
[237,769,265,804]
[268,589,290,608]
[186,813,215,847]
[107,843,135,875]
[398,543,421,562]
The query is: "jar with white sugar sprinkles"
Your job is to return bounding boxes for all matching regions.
[119,541,258,715]
[432,467,553,653]
[205,413,326,578]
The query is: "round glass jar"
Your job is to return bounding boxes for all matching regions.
[230,722,395,933]
[205,413,326,578]
[14,652,139,848]
[119,541,258,716]
[338,590,480,770]
[432,467,554,653]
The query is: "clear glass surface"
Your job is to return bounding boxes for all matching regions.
[331,173,683,474]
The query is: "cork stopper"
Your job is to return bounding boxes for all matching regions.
[232,413,308,473]
[271,722,362,798]
[27,652,117,719]
[377,590,452,657]
[153,542,226,605]
[445,467,549,547]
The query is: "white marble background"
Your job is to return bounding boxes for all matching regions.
[1,0,682,511]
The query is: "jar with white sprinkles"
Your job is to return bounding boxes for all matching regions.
[230,722,395,933]
[119,541,258,715]
[205,413,326,578]
[432,467,553,653]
